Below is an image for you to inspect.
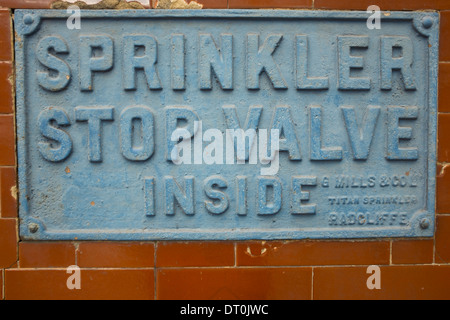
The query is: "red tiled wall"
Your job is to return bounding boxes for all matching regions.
[0,0,449,300]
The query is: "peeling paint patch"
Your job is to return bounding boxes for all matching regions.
[10,186,17,200]
[51,0,145,9]
[245,246,268,258]
[155,0,202,9]
[7,73,14,87]
[437,163,450,177]
[244,241,288,258]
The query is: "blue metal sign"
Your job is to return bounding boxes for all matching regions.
[15,9,438,240]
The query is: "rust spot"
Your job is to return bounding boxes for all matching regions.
[90,201,95,206]
[65,166,71,173]
[16,33,22,43]
[405,171,410,176]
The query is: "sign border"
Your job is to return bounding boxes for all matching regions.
[14,9,439,240]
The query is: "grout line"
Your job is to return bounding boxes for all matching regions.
[389,240,393,265]
[433,236,436,265]
[102,263,449,270]
[10,8,18,279]
[433,220,437,264]
[154,241,158,300]
[234,242,237,267]
[2,269,4,300]
[6,262,450,271]
[7,267,158,271]
[155,263,450,269]
[74,242,79,266]
[15,218,19,268]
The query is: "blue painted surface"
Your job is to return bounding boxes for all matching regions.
[15,10,438,240]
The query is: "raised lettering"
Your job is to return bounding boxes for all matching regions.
[79,35,114,91]
[258,176,282,215]
[199,34,233,90]
[381,36,416,90]
[38,108,73,162]
[341,105,380,160]
[386,106,419,160]
[337,35,370,90]
[144,177,155,216]
[165,106,200,161]
[291,176,317,215]
[310,106,343,160]
[171,34,185,90]
[164,176,194,215]
[223,105,262,162]
[123,34,161,90]
[119,106,155,161]
[75,106,114,162]
[204,176,229,214]
[236,176,247,216]
[36,36,71,91]
[296,35,329,90]
[246,34,287,89]
[270,106,301,160]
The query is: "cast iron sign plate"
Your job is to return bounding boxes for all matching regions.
[15,10,438,240]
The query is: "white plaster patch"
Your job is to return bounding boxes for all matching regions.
[62,0,149,5]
